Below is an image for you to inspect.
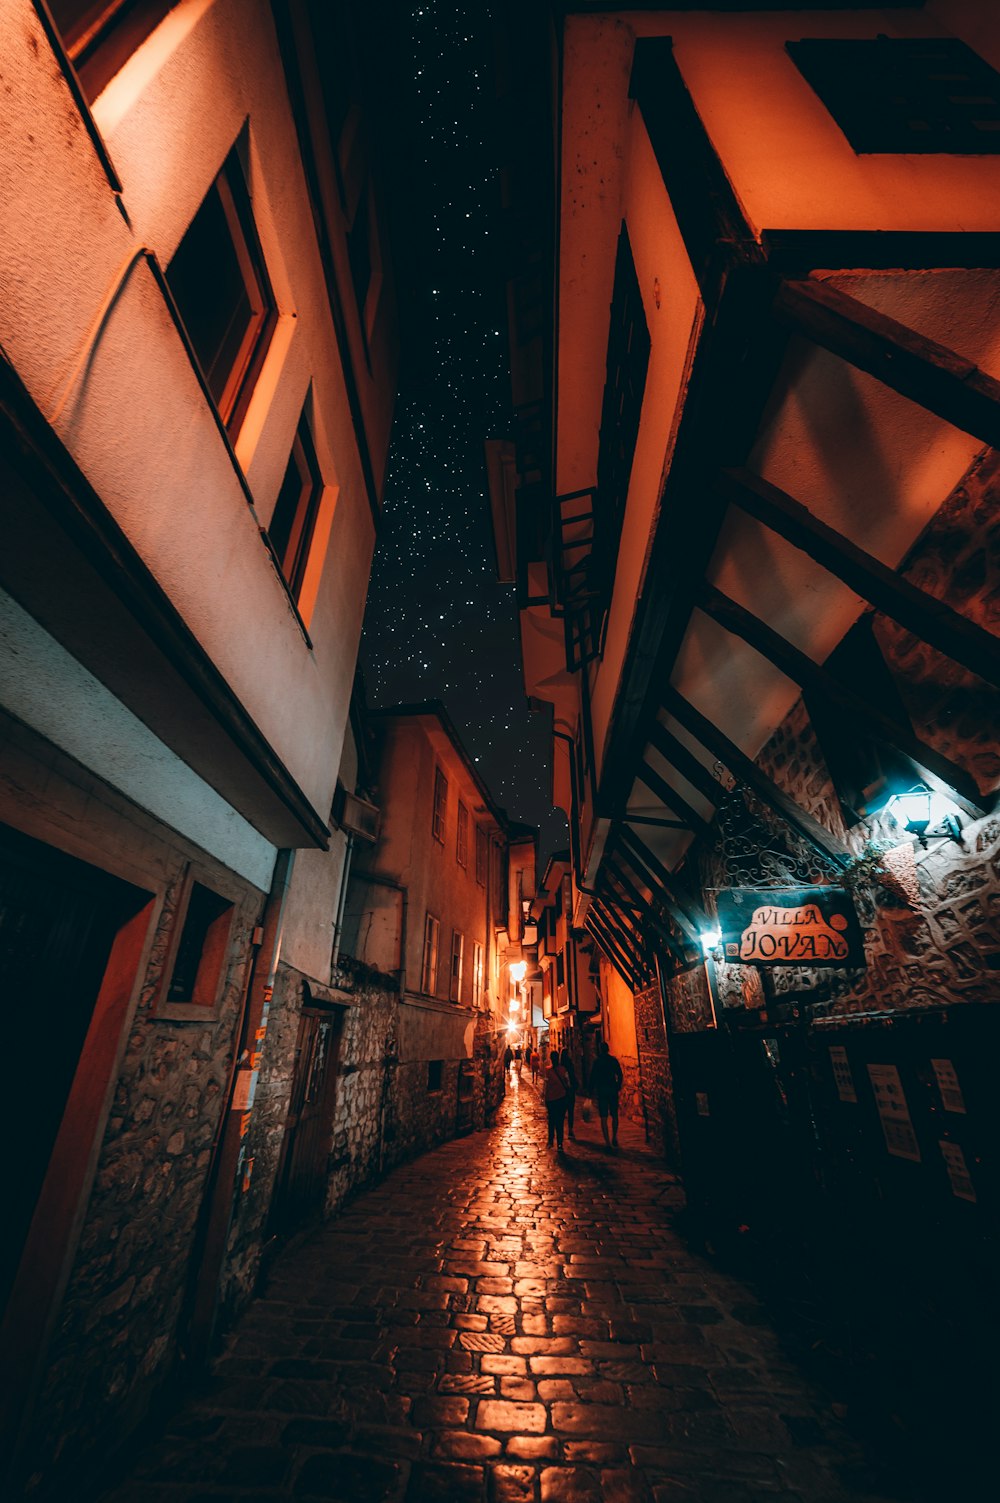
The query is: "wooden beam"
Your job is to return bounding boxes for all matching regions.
[661,686,853,867]
[775,278,1000,449]
[635,759,713,838]
[648,718,728,805]
[590,899,646,979]
[618,825,709,942]
[716,467,1000,690]
[762,229,1000,277]
[698,583,983,812]
[630,38,762,299]
[604,856,686,963]
[586,913,638,990]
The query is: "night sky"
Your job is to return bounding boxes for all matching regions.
[360,2,568,858]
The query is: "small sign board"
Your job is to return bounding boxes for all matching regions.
[939,1140,976,1203]
[931,1058,966,1114]
[717,886,863,967]
[868,1063,920,1162]
[829,1045,857,1103]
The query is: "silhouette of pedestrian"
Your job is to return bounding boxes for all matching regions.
[544,1048,571,1152]
[588,1039,624,1150]
[561,1049,578,1139]
[529,1045,540,1082]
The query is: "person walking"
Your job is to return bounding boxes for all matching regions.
[588,1038,624,1150]
[529,1045,540,1082]
[503,1043,514,1077]
[561,1048,579,1139]
[543,1048,571,1152]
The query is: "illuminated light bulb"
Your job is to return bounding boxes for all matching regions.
[699,929,722,955]
[509,961,527,982]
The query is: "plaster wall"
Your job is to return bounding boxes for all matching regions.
[587,107,704,789]
[652,7,1000,236]
[369,719,497,1010]
[0,0,380,825]
[279,831,351,981]
[0,587,276,890]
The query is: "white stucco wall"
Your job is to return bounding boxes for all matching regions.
[0,0,379,830]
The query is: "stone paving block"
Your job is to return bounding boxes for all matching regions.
[293,1451,405,1499]
[482,1354,527,1375]
[99,1080,901,1503]
[539,1465,602,1502]
[476,1399,548,1434]
[405,1461,485,1501]
[438,1373,496,1395]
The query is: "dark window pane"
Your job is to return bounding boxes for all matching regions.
[168,882,230,1003]
[166,154,275,432]
[787,37,1000,154]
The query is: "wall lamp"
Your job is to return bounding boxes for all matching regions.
[884,786,963,847]
[699,928,722,955]
[509,961,527,983]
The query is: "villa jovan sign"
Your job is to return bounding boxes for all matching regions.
[716,886,864,968]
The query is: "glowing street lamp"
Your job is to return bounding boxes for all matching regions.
[509,961,527,983]
[884,786,963,847]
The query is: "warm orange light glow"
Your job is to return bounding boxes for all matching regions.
[509,961,527,982]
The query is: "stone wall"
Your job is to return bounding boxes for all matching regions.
[633,982,678,1163]
[618,1055,643,1126]
[25,851,261,1495]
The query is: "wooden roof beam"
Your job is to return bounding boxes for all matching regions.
[617,824,709,942]
[604,854,687,963]
[634,759,713,838]
[661,686,853,868]
[648,718,728,805]
[586,912,639,990]
[717,466,1000,689]
[698,583,983,814]
[775,277,1000,449]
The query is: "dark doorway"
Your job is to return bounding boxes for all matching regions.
[0,819,154,1466]
[269,999,344,1236]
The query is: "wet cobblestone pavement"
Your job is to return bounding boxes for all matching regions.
[103,1073,902,1503]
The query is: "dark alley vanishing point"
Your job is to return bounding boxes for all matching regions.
[100,1078,899,1503]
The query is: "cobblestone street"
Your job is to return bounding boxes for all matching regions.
[103,1074,901,1503]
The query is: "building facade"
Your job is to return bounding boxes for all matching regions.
[0,1,398,1493]
[341,703,536,1141]
[491,0,1000,1465]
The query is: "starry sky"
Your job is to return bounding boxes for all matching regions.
[360,1,568,858]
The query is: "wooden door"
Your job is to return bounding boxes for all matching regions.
[269,1005,342,1236]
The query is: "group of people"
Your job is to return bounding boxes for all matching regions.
[504,1038,624,1154]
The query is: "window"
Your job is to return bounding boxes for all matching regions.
[786,37,1000,154]
[427,1059,443,1093]
[472,941,484,1009]
[48,1,178,103]
[166,147,277,435]
[159,878,234,1019]
[268,413,323,602]
[449,930,464,1003]
[457,801,469,867]
[421,913,440,995]
[475,826,488,887]
[432,768,447,843]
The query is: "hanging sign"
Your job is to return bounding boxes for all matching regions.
[716,886,863,967]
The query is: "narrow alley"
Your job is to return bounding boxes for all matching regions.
[101,1078,897,1503]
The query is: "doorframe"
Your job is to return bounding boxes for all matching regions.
[1,884,160,1479]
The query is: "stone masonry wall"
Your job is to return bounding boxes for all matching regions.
[633,982,678,1164]
[217,957,496,1330]
[26,855,261,1494]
